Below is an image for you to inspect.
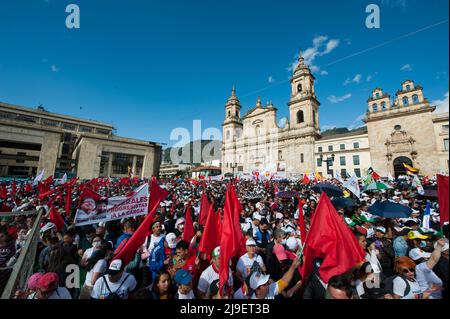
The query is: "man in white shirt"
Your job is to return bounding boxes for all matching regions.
[236,239,266,283]
[197,247,233,299]
[91,259,137,299]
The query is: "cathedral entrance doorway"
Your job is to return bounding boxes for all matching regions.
[393,156,413,178]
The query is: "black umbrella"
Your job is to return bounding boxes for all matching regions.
[331,197,357,210]
[368,201,412,218]
[311,183,344,197]
[276,190,300,198]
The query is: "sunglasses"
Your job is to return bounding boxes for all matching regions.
[402,268,415,274]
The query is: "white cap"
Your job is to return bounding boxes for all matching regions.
[175,217,185,228]
[375,226,387,234]
[249,272,270,290]
[409,248,431,261]
[286,237,299,251]
[108,259,123,271]
[246,239,257,246]
[392,196,400,200]
[252,213,262,221]
[165,233,178,249]
[275,213,284,220]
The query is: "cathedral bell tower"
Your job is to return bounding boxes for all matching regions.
[288,51,320,135]
[222,86,243,173]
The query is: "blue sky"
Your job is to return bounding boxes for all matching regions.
[0,0,448,147]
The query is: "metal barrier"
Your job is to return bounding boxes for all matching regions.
[1,210,42,299]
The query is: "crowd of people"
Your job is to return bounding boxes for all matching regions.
[0,172,448,300]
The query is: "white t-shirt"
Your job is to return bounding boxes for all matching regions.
[91,272,137,299]
[415,262,443,299]
[82,247,94,261]
[28,287,72,299]
[197,265,233,297]
[236,253,265,280]
[393,277,423,299]
[144,234,164,253]
[84,259,108,288]
[177,289,195,299]
[251,282,280,299]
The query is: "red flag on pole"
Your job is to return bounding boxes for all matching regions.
[437,174,449,226]
[216,208,222,245]
[219,184,243,295]
[301,192,365,284]
[198,192,211,226]
[297,196,307,245]
[25,183,33,193]
[182,204,195,243]
[113,179,168,266]
[198,204,220,257]
[49,204,65,231]
[302,174,310,185]
[65,186,72,217]
[11,179,17,202]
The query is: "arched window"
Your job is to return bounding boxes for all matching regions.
[297,110,304,124]
[402,97,409,106]
[278,150,283,160]
[255,125,260,136]
[406,84,411,91]
[235,110,239,117]
[373,103,378,112]
[226,130,230,140]
[297,83,303,93]
[313,111,317,125]
[412,94,419,104]
[228,110,231,117]
[375,92,380,99]
[381,102,386,110]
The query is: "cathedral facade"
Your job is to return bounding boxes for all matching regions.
[221,54,449,178]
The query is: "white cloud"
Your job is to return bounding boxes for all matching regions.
[436,71,448,80]
[320,125,337,131]
[328,93,352,104]
[433,92,449,113]
[343,74,362,86]
[51,65,60,72]
[366,75,373,82]
[320,70,329,76]
[268,76,275,84]
[348,113,366,130]
[288,35,340,75]
[401,64,412,72]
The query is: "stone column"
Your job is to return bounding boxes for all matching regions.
[37,132,61,178]
[132,155,137,177]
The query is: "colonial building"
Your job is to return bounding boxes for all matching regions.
[221,54,449,178]
[0,102,162,179]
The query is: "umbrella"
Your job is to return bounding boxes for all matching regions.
[363,182,392,192]
[331,197,357,210]
[368,201,412,219]
[311,183,343,197]
[276,190,300,198]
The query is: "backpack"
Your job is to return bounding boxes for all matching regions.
[102,274,130,299]
[383,275,411,297]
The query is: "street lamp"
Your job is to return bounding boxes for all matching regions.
[230,163,238,177]
[320,153,335,176]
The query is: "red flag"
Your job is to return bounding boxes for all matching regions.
[216,208,223,245]
[113,179,168,266]
[301,192,365,284]
[49,204,65,231]
[43,175,53,186]
[25,183,33,193]
[297,196,307,245]
[302,174,310,185]
[0,185,6,200]
[11,179,17,202]
[437,175,449,226]
[78,187,103,208]
[38,188,58,201]
[182,204,195,243]
[198,192,210,226]
[274,183,279,195]
[198,204,220,256]
[219,185,243,294]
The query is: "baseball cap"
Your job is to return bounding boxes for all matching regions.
[249,272,270,290]
[27,273,44,290]
[273,244,288,261]
[174,269,193,286]
[252,213,262,221]
[275,213,284,220]
[212,246,220,258]
[408,231,428,240]
[246,239,257,246]
[375,226,386,234]
[409,248,431,261]
[108,259,124,275]
[165,233,178,249]
[37,272,59,292]
[40,222,56,234]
